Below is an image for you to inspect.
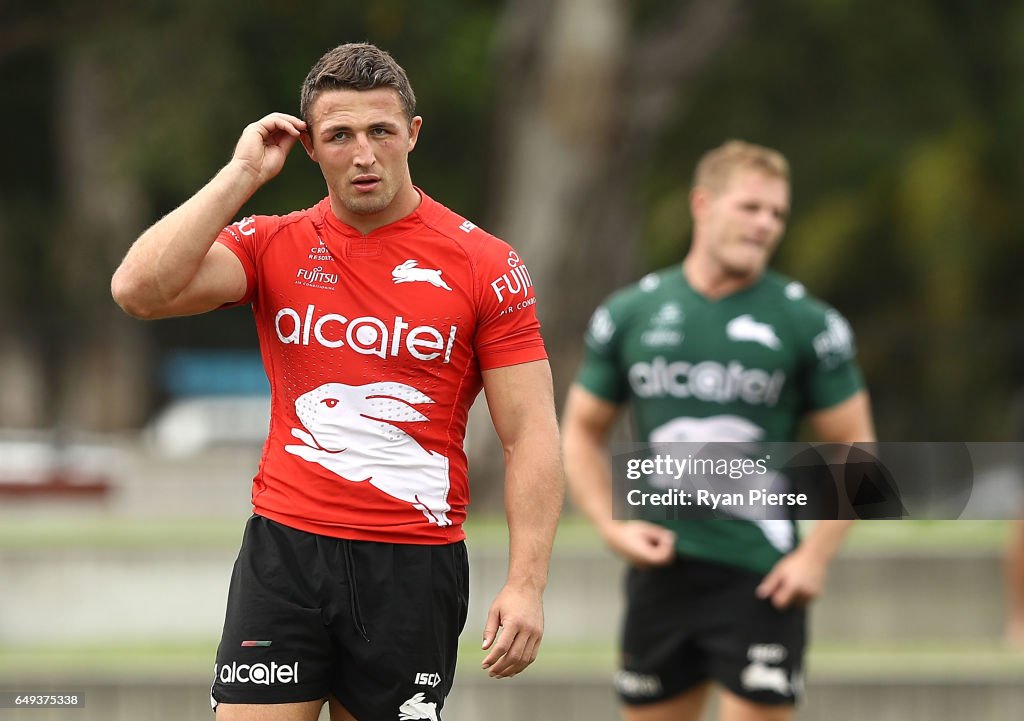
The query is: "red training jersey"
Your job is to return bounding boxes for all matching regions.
[215,190,546,544]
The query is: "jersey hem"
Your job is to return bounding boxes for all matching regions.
[255,509,467,545]
[478,346,548,371]
[214,236,256,307]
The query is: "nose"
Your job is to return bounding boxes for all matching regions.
[352,133,376,168]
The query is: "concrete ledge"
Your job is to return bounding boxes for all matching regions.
[0,545,1011,646]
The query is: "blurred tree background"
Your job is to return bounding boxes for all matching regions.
[3,0,1023,483]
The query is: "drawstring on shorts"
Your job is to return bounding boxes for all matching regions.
[342,541,371,643]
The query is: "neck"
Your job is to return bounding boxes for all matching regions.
[329,183,422,235]
[682,253,760,300]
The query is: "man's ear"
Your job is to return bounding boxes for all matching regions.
[407,116,423,152]
[690,187,708,221]
[300,129,317,161]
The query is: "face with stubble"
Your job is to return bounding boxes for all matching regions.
[301,87,422,232]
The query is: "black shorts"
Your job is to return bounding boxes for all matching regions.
[616,556,805,707]
[211,515,469,719]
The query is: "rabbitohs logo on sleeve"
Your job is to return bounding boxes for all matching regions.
[587,307,616,347]
[813,310,854,369]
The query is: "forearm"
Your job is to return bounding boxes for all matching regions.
[797,519,855,563]
[562,427,617,539]
[112,160,258,315]
[503,425,563,591]
[798,392,874,563]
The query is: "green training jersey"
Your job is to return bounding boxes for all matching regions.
[577,266,865,575]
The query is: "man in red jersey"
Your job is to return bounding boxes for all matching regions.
[111,43,562,721]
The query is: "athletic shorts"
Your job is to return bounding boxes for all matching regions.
[211,515,469,719]
[616,556,805,707]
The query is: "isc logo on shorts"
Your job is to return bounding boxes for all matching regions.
[216,661,299,685]
[414,672,441,687]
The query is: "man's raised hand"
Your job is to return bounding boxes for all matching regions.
[232,113,307,186]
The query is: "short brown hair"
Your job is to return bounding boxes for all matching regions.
[300,43,416,124]
[693,140,789,194]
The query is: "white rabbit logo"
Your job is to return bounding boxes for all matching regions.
[284,381,452,526]
[391,260,452,291]
[399,692,438,721]
[740,662,792,696]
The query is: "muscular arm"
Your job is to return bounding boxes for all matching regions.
[478,359,563,678]
[758,389,876,608]
[110,113,306,319]
[806,389,875,444]
[561,384,675,566]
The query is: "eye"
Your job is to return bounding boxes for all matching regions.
[370,127,390,137]
[321,398,339,408]
[333,131,349,141]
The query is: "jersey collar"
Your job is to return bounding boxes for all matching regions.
[315,187,443,240]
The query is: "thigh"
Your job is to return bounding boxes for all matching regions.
[703,568,805,708]
[622,682,712,721]
[327,540,469,721]
[216,700,324,721]
[617,562,710,706]
[212,516,334,707]
[717,687,796,721]
[328,695,357,721]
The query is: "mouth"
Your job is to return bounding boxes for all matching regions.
[741,236,771,250]
[351,175,381,193]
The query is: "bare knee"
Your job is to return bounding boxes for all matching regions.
[717,688,794,721]
[622,683,712,721]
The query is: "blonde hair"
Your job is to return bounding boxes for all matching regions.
[692,140,789,194]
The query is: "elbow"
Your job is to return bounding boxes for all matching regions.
[110,271,159,320]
